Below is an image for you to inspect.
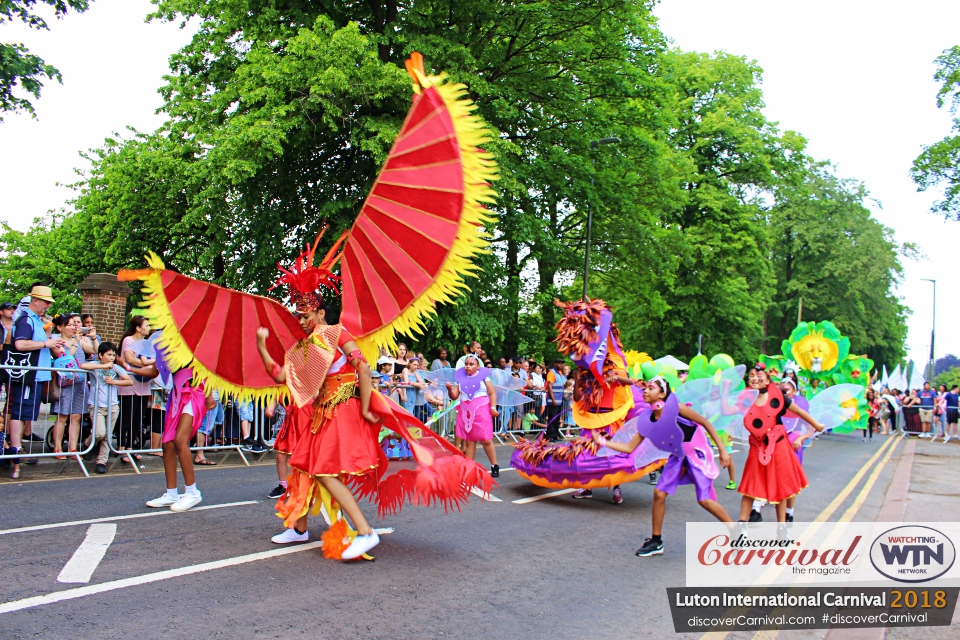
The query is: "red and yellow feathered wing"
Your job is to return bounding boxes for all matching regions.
[118,53,497,400]
[120,256,305,403]
[343,53,498,359]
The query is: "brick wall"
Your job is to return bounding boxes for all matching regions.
[80,293,129,345]
[77,273,131,346]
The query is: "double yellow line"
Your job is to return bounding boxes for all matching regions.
[700,434,904,640]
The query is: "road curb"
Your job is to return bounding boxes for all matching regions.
[824,437,915,640]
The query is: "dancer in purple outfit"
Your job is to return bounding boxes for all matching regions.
[593,376,732,557]
[446,354,501,478]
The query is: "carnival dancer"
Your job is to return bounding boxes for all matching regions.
[259,295,385,560]
[445,354,500,478]
[779,377,814,522]
[119,52,498,559]
[145,367,216,511]
[593,376,732,556]
[738,363,824,524]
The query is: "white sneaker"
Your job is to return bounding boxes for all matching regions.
[341,532,380,560]
[170,492,202,512]
[271,528,309,544]
[146,493,180,508]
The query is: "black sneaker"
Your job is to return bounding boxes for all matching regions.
[748,509,763,523]
[240,437,256,448]
[785,513,794,523]
[23,457,39,465]
[250,444,269,453]
[95,464,107,474]
[647,471,659,485]
[636,537,664,557]
[267,484,286,499]
[490,464,500,478]
[25,434,44,442]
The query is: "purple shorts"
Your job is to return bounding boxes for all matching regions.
[787,431,804,465]
[656,454,717,502]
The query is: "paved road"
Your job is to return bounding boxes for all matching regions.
[0,433,942,639]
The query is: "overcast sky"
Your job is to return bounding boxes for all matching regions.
[1,1,958,370]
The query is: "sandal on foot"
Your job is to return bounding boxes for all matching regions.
[194,459,217,466]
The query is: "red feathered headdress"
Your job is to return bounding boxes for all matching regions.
[271,226,348,312]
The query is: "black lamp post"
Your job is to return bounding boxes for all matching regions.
[582,137,621,299]
[922,278,936,382]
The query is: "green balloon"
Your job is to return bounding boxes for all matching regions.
[710,354,735,370]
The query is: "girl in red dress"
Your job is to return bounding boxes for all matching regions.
[738,363,824,523]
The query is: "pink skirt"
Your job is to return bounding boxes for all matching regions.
[455,396,494,442]
[163,386,207,444]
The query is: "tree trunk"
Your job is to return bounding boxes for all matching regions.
[502,202,521,358]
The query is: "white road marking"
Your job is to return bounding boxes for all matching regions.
[57,524,117,584]
[0,542,324,614]
[511,488,577,504]
[0,501,259,536]
[470,487,502,502]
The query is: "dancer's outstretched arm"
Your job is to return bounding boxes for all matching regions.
[256,327,285,384]
[679,405,731,469]
[591,428,643,453]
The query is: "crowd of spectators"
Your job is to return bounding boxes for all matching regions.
[871,381,960,442]
[0,283,271,479]
[373,341,576,440]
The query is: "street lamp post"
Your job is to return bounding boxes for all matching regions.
[922,278,936,382]
[582,137,621,300]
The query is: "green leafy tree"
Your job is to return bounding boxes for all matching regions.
[766,162,912,368]
[0,0,90,120]
[912,46,960,218]
[596,50,804,364]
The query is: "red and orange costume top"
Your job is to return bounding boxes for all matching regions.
[118,53,497,557]
[737,378,808,504]
[510,299,667,489]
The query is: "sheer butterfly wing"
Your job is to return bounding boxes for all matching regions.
[596,417,639,457]
[420,367,458,386]
[676,365,749,437]
[488,369,528,392]
[495,389,533,406]
[808,383,864,430]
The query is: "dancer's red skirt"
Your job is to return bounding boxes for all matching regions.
[288,397,385,478]
[738,434,808,504]
[273,404,312,455]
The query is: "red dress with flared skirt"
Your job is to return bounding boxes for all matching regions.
[737,384,808,504]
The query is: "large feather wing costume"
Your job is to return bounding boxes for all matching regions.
[118,53,498,402]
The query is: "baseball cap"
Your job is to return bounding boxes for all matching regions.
[0,302,13,310]
[376,356,393,365]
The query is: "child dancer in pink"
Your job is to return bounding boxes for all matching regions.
[146,367,216,512]
[446,354,501,478]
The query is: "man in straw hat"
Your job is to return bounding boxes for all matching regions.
[5,284,64,478]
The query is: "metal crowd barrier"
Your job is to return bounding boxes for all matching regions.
[0,363,254,478]
[0,365,573,480]
[0,365,104,477]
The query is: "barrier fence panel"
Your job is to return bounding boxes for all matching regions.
[0,368,591,482]
[0,365,100,477]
